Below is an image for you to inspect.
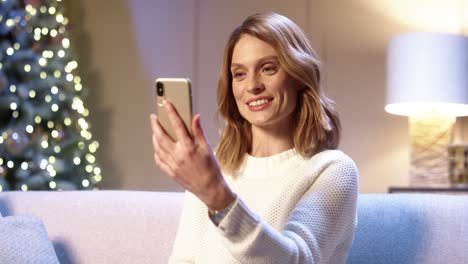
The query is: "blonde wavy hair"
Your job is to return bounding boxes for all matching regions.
[216,12,341,175]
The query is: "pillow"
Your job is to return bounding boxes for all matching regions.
[0,215,60,264]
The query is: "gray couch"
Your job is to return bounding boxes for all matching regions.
[0,191,467,263]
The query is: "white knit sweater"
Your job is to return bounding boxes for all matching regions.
[168,149,358,264]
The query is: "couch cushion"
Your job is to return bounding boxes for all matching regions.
[347,193,468,264]
[0,215,59,264]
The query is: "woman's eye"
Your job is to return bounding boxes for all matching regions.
[262,65,277,74]
[233,72,246,79]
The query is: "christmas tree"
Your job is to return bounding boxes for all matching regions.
[0,0,101,191]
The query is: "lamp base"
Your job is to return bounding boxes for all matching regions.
[409,114,455,187]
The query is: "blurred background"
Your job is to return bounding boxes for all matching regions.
[63,0,468,193]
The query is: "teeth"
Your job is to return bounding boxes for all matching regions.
[248,99,270,106]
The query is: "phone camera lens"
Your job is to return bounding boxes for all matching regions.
[157,82,164,96]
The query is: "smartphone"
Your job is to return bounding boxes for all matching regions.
[155,78,193,141]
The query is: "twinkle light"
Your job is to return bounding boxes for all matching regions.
[59,93,66,101]
[49,181,56,189]
[13,43,20,50]
[10,102,17,110]
[0,158,3,165]
[86,154,95,163]
[40,6,47,13]
[89,141,99,153]
[49,170,56,177]
[58,26,65,34]
[64,117,72,126]
[26,125,34,133]
[48,6,56,15]
[45,95,52,102]
[51,130,59,138]
[75,83,82,91]
[94,167,101,175]
[78,142,85,149]
[34,28,41,35]
[34,116,42,124]
[34,34,41,41]
[41,140,49,148]
[54,70,61,78]
[94,175,102,183]
[51,86,58,94]
[62,38,70,49]
[6,47,14,55]
[41,27,48,35]
[73,157,81,165]
[24,64,31,72]
[47,121,54,128]
[86,165,93,173]
[6,18,14,27]
[9,85,16,92]
[62,17,69,25]
[56,13,64,23]
[29,8,37,16]
[0,137,3,144]
[50,29,57,37]
[74,76,81,83]
[21,185,28,191]
[12,111,19,118]
[48,156,56,163]
[29,90,36,98]
[40,159,48,170]
[51,103,59,112]
[78,118,88,129]
[82,179,90,188]
[39,57,47,66]
[7,161,14,168]
[54,146,61,153]
[21,162,28,170]
[58,50,65,57]
[66,73,73,82]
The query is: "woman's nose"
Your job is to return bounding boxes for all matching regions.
[246,75,264,94]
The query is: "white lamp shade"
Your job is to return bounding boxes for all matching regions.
[386,32,468,116]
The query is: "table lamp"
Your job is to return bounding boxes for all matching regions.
[386,32,468,187]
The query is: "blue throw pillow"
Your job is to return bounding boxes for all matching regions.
[0,215,60,264]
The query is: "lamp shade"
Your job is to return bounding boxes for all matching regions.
[386,32,468,116]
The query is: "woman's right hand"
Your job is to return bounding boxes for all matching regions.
[149,101,235,212]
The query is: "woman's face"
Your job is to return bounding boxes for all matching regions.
[230,34,300,130]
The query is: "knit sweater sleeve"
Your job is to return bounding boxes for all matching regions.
[215,155,359,264]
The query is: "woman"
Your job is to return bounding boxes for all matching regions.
[150,12,358,264]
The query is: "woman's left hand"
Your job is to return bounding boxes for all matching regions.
[149,100,235,212]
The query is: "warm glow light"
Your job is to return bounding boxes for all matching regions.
[358,0,466,33]
[385,102,468,117]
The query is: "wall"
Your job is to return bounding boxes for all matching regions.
[68,0,467,193]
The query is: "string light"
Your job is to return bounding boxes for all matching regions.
[54,146,61,153]
[78,142,85,150]
[39,57,47,66]
[10,102,17,110]
[47,121,54,128]
[29,90,36,98]
[49,181,56,189]
[26,125,34,133]
[73,157,81,165]
[40,6,47,13]
[0,158,3,165]
[21,162,28,170]
[48,6,56,15]
[82,179,90,187]
[12,111,19,118]
[24,64,31,72]
[62,38,70,48]
[85,165,93,173]
[39,159,48,170]
[21,185,28,191]
[7,161,14,168]
[45,95,52,102]
[9,85,16,92]
[41,140,49,148]
[58,50,65,57]
[40,71,47,79]
[34,116,42,124]
[6,47,14,55]
[56,13,64,23]
[64,117,72,126]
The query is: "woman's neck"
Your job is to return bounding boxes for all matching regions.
[249,124,294,157]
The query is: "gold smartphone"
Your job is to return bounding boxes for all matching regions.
[155,78,193,141]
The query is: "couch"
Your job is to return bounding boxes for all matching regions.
[0,191,467,263]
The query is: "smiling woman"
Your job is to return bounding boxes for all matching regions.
[150,12,358,264]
